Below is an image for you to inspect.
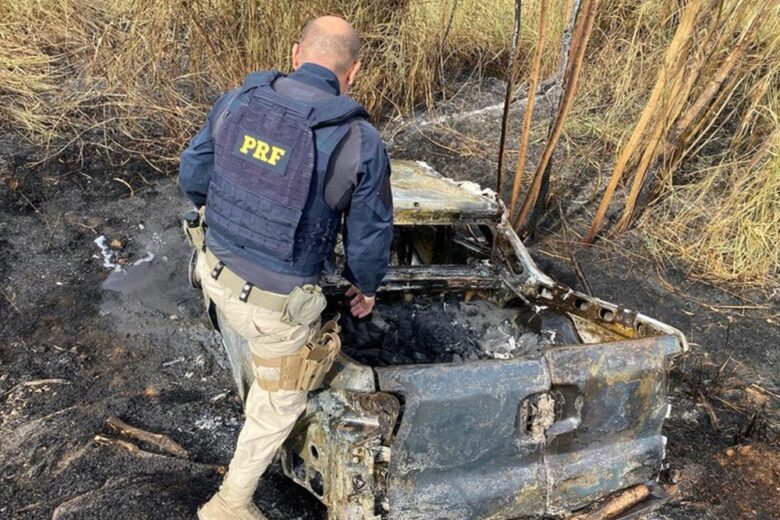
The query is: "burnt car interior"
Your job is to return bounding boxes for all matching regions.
[325,160,679,367]
[333,220,581,367]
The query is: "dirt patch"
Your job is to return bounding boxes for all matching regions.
[713,444,780,518]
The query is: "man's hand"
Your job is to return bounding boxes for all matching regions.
[346,285,375,318]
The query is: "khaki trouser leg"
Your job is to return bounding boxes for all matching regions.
[222,383,307,498]
[196,254,316,509]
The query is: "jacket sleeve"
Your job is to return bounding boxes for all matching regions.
[342,124,393,296]
[178,91,235,207]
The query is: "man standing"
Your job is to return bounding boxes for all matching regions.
[179,16,393,520]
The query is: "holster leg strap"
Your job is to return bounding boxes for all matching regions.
[251,319,341,392]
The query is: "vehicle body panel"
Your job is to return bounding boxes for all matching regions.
[391,160,500,226]
[376,359,550,519]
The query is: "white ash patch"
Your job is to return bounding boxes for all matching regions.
[93,235,122,272]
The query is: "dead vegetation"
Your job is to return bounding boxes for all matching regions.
[672,348,779,440]
[105,416,190,459]
[578,0,779,287]
[0,0,564,164]
[0,0,778,287]
[569,484,652,520]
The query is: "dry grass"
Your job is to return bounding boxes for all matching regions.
[515,0,599,231]
[564,0,779,286]
[644,101,779,287]
[509,0,549,213]
[0,0,568,164]
[0,0,778,287]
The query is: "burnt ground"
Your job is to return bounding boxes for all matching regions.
[1,79,779,520]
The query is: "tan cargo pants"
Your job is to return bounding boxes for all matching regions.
[196,253,318,502]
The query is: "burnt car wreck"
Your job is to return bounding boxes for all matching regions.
[210,161,688,519]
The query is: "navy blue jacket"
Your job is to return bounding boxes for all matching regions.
[179,64,393,295]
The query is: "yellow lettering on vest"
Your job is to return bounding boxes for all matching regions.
[267,147,286,166]
[252,140,270,162]
[239,135,256,154]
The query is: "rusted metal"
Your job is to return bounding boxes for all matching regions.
[377,357,551,518]
[321,264,501,295]
[493,217,688,349]
[390,161,501,225]
[370,335,679,519]
[281,390,400,519]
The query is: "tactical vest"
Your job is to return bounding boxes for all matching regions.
[205,72,368,278]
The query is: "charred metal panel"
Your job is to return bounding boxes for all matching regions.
[376,359,551,519]
[282,390,400,520]
[542,335,681,513]
[216,310,253,402]
[205,159,689,519]
[495,221,689,352]
[324,353,377,393]
[322,264,502,296]
[546,437,665,515]
[390,160,501,225]
[370,337,681,518]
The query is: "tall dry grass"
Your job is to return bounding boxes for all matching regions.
[642,75,780,287]
[0,0,777,286]
[1,0,567,165]
[569,0,779,286]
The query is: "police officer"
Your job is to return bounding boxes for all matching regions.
[179,16,393,520]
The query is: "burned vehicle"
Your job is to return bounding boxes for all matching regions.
[205,161,688,519]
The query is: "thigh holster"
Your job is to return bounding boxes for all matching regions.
[252,319,341,392]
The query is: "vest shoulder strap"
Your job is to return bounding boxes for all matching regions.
[240,70,283,91]
[241,71,367,127]
[216,72,368,136]
[213,71,286,138]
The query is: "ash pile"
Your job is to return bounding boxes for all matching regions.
[336,297,582,367]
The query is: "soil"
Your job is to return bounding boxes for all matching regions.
[1,78,779,520]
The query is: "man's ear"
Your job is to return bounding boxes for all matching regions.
[346,60,361,87]
[292,43,301,70]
